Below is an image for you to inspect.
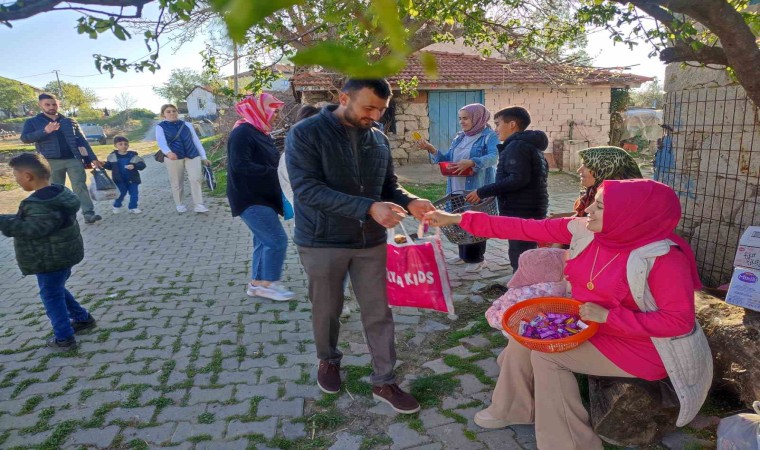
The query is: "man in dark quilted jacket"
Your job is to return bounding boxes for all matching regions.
[21,93,104,224]
[0,153,96,351]
[287,79,434,414]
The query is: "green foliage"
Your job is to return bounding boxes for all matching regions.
[42,81,99,116]
[152,68,218,104]
[0,76,37,118]
[630,77,665,109]
[610,88,631,114]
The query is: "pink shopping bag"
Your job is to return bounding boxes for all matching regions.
[386,223,456,317]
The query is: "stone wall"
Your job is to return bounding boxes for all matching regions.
[299,85,613,168]
[663,65,760,286]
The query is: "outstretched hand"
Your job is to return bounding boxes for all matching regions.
[423,210,462,227]
[369,202,407,228]
[407,199,435,220]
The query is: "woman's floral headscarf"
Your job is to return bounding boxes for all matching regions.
[233,93,285,134]
[574,146,643,216]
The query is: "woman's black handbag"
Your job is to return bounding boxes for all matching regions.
[155,121,187,163]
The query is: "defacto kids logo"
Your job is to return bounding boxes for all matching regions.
[738,272,758,283]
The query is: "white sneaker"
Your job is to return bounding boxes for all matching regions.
[112,207,122,214]
[254,282,295,301]
[176,205,188,214]
[465,261,486,273]
[194,204,209,213]
[246,283,258,297]
[447,257,465,265]
[129,208,142,214]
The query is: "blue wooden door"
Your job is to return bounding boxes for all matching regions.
[428,90,484,152]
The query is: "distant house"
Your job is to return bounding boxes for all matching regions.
[291,50,651,168]
[224,64,294,94]
[0,76,43,119]
[185,86,219,119]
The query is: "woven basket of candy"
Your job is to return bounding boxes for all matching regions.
[501,297,599,353]
[432,192,498,245]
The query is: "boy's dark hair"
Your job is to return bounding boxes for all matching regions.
[38,92,58,101]
[342,79,392,100]
[113,135,129,145]
[9,153,51,180]
[295,105,320,123]
[494,106,531,131]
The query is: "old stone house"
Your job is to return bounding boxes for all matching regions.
[291,51,651,168]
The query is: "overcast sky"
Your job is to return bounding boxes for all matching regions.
[0,5,666,112]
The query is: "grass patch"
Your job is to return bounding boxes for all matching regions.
[409,374,460,408]
[396,414,424,432]
[440,409,467,424]
[442,354,496,386]
[187,434,213,442]
[403,183,446,202]
[198,412,215,424]
[19,395,44,415]
[344,365,373,396]
[360,434,393,449]
[11,377,41,399]
[309,408,347,429]
[38,419,78,450]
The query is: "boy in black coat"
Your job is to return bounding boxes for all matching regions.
[103,136,146,214]
[466,107,549,271]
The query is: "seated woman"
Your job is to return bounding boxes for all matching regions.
[573,146,643,217]
[424,179,712,450]
[486,146,644,327]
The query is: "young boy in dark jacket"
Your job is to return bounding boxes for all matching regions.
[103,135,146,214]
[465,107,549,272]
[0,153,96,350]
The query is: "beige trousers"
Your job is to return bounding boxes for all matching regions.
[165,157,204,207]
[487,341,634,450]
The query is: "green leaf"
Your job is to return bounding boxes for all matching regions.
[210,0,305,42]
[370,0,407,52]
[419,52,438,79]
[291,43,406,78]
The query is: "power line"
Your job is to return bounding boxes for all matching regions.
[9,71,54,79]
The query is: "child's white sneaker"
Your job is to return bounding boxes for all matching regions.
[176,205,188,214]
[129,208,142,214]
[194,204,209,213]
[112,207,122,214]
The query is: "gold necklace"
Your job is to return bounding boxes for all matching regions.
[587,247,620,291]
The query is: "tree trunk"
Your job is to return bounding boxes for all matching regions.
[695,292,760,406]
[589,376,679,446]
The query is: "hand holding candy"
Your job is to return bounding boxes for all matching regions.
[579,302,609,323]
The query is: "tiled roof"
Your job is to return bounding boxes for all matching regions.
[291,51,652,90]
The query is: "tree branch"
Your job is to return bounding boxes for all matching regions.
[659,41,728,65]
[0,0,151,23]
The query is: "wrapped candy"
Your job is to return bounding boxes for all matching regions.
[518,312,588,340]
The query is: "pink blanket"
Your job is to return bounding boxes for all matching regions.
[487,248,570,330]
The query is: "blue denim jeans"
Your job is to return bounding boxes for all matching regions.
[36,268,90,340]
[114,181,139,210]
[239,205,288,282]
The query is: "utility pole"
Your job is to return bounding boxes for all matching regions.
[233,44,239,96]
[53,70,65,102]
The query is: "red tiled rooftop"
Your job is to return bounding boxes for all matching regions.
[291,51,652,89]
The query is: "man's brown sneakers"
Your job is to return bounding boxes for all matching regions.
[317,361,341,394]
[372,383,421,414]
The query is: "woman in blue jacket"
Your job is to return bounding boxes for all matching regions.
[417,103,499,272]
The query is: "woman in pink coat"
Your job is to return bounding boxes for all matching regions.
[424,179,706,450]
